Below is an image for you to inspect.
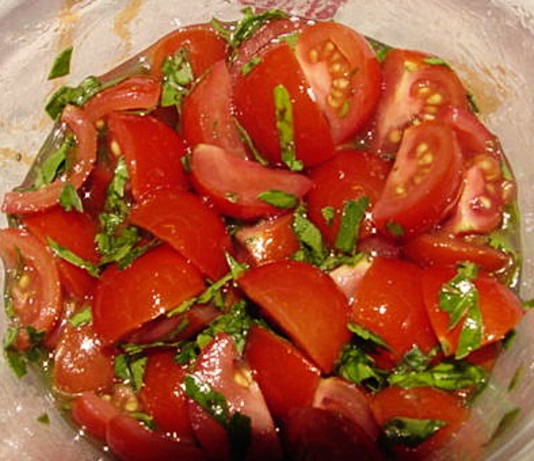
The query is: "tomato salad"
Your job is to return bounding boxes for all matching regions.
[0,8,526,461]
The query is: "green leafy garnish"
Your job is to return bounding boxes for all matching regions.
[114,353,147,392]
[59,184,83,212]
[273,84,303,172]
[321,206,335,226]
[366,37,393,63]
[386,221,405,237]
[439,262,483,359]
[467,91,480,114]
[3,326,47,378]
[46,76,101,119]
[233,118,269,165]
[37,413,50,425]
[423,56,451,69]
[335,197,369,254]
[336,343,386,392]
[347,322,390,351]
[382,417,447,448]
[291,205,327,266]
[257,190,299,209]
[130,412,156,430]
[47,237,100,278]
[241,56,262,76]
[160,48,194,109]
[34,133,75,188]
[48,46,73,80]
[68,306,93,328]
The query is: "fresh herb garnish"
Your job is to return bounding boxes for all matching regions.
[467,91,480,114]
[257,190,299,209]
[48,46,73,80]
[59,184,83,212]
[37,413,51,425]
[336,343,386,392]
[233,118,269,165]
[291,205,327,266]
[34,133,75,188]
[423,56,452,69]
[160,48,194,109]
[382,417,447,448]
[321,206,336,226]
[386,221,405,237]
[130,412,156,430]
[347,322,390,351]
[241,56,263,76]
[114,353,147,392]
[366,37,393,63]
[46,76,101,119]
[68,306,93,328]
[47,237,100,278]
[3,326,47,378]
[335,197,369,254]
[273,84,303,172]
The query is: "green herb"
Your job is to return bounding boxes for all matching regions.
[48,46,73,80]
[347,322,390,351]
[34,134,75,188]
[59,184,83,212]
[423,56,451,69]
[291,205,327,266]
[382,417,447,448]
[116,239,160,270]
[273,84,303,172]
[439,262,483,359]
[184,374,251,459]
[114,353,147,392]
[277,32,299,48]
[46,76,101,119]
[366,37,393,63]
[467,91,480,114]
[394,346,434,374]
[3,326,47,378]
[68,306,93,328]
[321,206,336,226]
[47,237,100,278]
[175,341,199,366]
[386,221,405,237]
[37,413,51,425]
[335,197,369,254]
[336,343,386,392]
[257,190,299,209]
[225,252,249,279]
[233,118,269,165]
[160,48,194,109]
[241,56,262,76]
[130,412,156,430]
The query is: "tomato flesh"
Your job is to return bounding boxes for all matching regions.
[71,391,122,441]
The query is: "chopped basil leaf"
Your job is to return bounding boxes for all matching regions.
[37,413,50,425]
[273,84,303,172]
[3,326,47,378]
[467,91,480,114]
[233,118,269,165]
[160,48,194,109]
[130,412,156,430]
[335,197,369,254]
[116,239,160,270]
[423,56,451,69]
[34,134,75,188]
[113,353,147,392]
[68,306,93,328]
[292,205,327,266]
[45,76,102,119]
[394,346,433,374]
[175,341,199,366]
[366,37,393,63]
[386,221,405,237]
[59,184,83,212]
[336,344,386,392]
[210,17,231,43]
[257,190,299,209]
[241,56,262,76]
[277,32,299,48]
[227,7,288,50]
[347,322,390,351]
[48,46,73,80]
[321,206,336,226]
[47,237,100,278]
[382,417,447,448]
[439,262,483,359]
[225,252,249,279]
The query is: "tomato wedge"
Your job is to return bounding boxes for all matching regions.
[372,122,463,238]
[107,113,189,201]
[3,105,97,214]
[92,245,205,344]
[244,325,321,422]
[182,60,247,158]
[238,260,351,372]
[0,228,62,349]
[71,391,122,441]
[295,22,381,143]
[374,49,469,155]
[234,42,335,168]
[188,333,282,461]
[129,189,232,280]
[190,144,312,220]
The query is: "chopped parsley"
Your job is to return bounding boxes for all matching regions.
[335,196,369,254]
[382,417,447,448]
[257,190,299,209]
[48,46,73,80]
[160,48,194,109]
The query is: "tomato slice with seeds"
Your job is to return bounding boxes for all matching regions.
[295,22,381,144]
[372,122,463,239]
[374,49,469,155]
[190,144,312,221]
[107,113,189,201]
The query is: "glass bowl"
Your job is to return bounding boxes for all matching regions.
[0,1,533,459]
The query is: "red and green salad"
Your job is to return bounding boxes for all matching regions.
[0,7,527,461]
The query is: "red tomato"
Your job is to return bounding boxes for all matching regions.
[139,351,193,439]
[295,22,381,143]
[84,76,161,124]
[420,265,523,357]
[370,386,469,459]
[283,407,385,461]
[234,214,299,266]
[234,42,335,168]
[182,60,247,158]
[0,228,62,349]
[129,189,232,280]
[374,49,469,155]
[53,321,115,394]
[92,244,205,344]
[2,105,97,214]
[403,232,510,273]
[107,113,189,201]
[71,391,121,441]
[189,333,282,461]
[312,377,380,442]
[149,25,227,77]
[351,257,439,367]
[106,415,206,461]
[328,256,373,301]
[238,260,351,373]
[190,144,312,221]
[80,164,113,218]
[307,149,390,247]
[23,206,99,298]
[244,325,321,422]
[372,122,463,238]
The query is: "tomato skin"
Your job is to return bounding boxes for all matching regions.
[234,42,335,168]
[370,386,469,459]
[295,22,382,143]
[71,391,121,441]
[107,113,189,201]
[238,260,351,373]
[403,232,510,273]
[420,265,523,357]
[374,49,469,155]
[190,144,312,221]
[182,60,247,158]
[139,351,194,439]
[92,245,205,344]
[352,257,439,367]
[106,415,206,461]
[189,333,282,461]
[372,122,463,239]
[244,325,321,423]
[306,149,390,247]
[130,189,232,280]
